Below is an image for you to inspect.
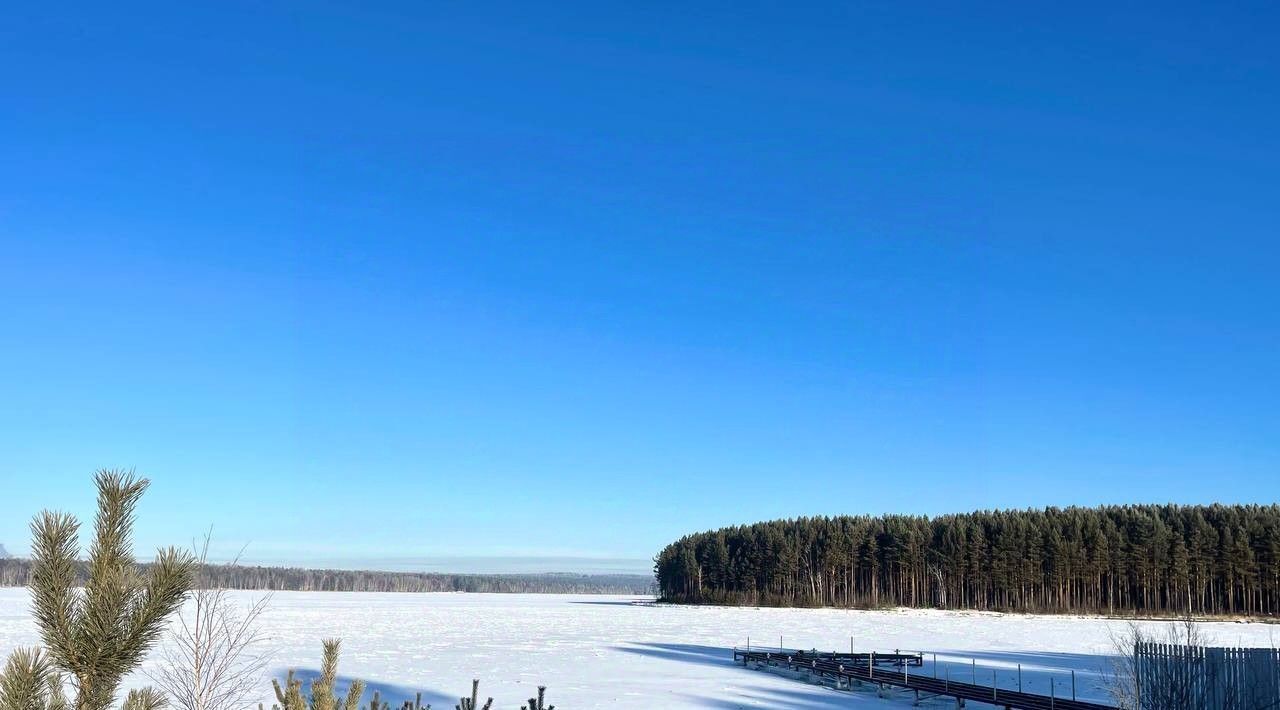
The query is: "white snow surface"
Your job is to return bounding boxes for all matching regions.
[2,588,1277,708]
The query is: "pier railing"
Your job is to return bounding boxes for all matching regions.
[734,647,1116,709]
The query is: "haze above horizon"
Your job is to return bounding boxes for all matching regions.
[2,2,1277,571]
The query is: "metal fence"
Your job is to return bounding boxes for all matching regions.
[1136,642,1280,709]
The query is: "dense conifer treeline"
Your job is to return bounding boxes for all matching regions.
[0,558,653,594]
[655,504,1280,616]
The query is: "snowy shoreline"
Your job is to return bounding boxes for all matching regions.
[657,599,1280,624]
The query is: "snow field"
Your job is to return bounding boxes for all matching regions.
[2,589,1277,708]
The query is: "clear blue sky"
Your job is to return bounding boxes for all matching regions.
[2,2,1277,573]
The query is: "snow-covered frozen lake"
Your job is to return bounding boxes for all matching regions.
[2,589,1277,708]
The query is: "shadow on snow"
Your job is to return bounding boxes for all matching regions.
[613,642,736,669]
[678,685,886,709]
[278,668,456,708]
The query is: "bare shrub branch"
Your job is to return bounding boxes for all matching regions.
[1106,613,1215,709]
[147,532,272,710]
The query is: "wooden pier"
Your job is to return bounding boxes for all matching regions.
[733,648,1117,709]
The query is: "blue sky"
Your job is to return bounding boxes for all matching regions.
[1,2,1277,573]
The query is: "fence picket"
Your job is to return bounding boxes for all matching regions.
[1137,642,1277,709]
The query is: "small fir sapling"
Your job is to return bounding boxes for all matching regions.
[270,641,364,710]
[455,681,490,710]
[520,688,553,710]
[0,470,196,710]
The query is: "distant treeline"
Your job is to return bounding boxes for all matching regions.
[655,504,1280,617]
[0,558,653,594]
